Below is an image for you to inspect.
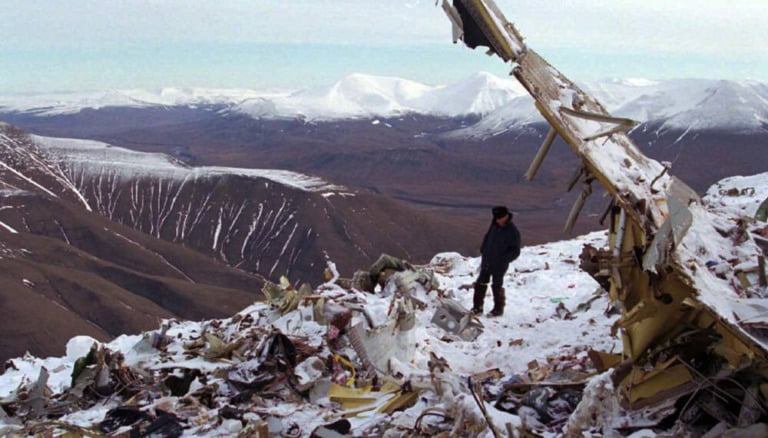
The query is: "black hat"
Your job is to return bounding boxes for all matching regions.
[492,206,510,219]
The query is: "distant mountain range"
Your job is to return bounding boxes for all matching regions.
[1,73,766,252]
[2,73,767,135]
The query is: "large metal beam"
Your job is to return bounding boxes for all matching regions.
[524,128,557,181]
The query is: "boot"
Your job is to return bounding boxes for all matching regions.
[472,282,487,315]
[488,285,505,317]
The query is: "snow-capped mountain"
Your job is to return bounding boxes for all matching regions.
[599,79,768,132]
[0,72,523,120]
[252,74,433,120]
[4,73,765,134]
[410,71,525,117]
[213,72,524,120]
[0,88,288,117]
[453,77,768,138]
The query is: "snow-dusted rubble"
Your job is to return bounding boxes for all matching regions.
[703,171,768,218]
[675,172,768,349]
[0,230,621,437]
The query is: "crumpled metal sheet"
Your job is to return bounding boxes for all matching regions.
[643,185,694,272]
[348,298,416,374]
[430,298,484,341]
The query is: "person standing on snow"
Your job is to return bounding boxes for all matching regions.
[472,206,521,317]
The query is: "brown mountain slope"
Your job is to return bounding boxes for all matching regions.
[36,135,477,283]
[0,125,264,361]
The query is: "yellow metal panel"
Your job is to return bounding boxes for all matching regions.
[624,363,693,403]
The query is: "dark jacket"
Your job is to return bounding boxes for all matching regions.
[480,220,521,270]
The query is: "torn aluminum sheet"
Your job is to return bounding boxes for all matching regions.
[642,187,694,272]
[431,298,484,341]
[382,269,439,307]
[310,419,351,438]
[348,297,416,374]
[294,357,325,392]
[262,276,313,317]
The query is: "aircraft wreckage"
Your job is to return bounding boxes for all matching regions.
[444,0,768,432]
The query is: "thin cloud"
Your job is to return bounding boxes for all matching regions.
[0,0,765,92]
[3,0,763,53]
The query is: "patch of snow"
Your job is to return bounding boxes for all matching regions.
[33,135,349,194]
[66,336,101,362]
[0,160,58,199]
[0,221,18,233]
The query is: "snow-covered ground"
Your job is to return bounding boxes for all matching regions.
[0,228,617,437]
[703,171,768,219]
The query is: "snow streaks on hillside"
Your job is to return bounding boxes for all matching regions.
[34,135,353,279]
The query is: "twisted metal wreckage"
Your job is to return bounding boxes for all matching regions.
[443,0,768,433]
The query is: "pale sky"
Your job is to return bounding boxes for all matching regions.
[2,0,766,93]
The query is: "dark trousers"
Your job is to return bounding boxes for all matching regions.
[476,263,508,289]
[473,263,508,311]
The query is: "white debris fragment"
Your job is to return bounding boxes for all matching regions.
[563,370,619,437]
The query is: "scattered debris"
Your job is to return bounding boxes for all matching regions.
[337,253,438,298]
[0,243,629,436]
